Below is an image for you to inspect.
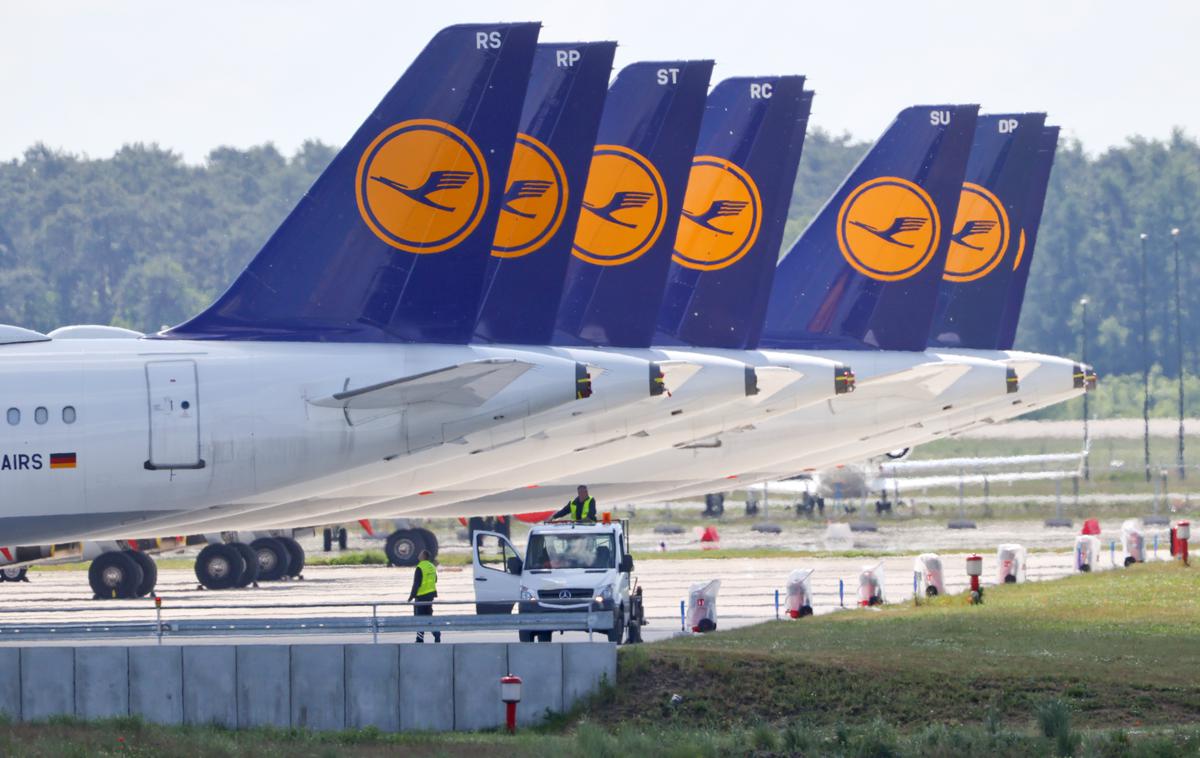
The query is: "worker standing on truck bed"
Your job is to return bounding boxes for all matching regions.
[409,550,441,643]
[552,485,598,522]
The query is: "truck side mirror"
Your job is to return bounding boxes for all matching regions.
[506,556,523,575]
[620,554,634,573]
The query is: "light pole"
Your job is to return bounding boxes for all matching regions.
[1172,228,1186,479]
[1081,296,1090,480]
[1140,233,1151,482]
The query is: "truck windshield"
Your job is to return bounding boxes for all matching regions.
[526,533,616,569]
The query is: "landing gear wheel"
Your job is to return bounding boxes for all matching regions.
[126,551,158,597]
[276,536,305,578]
[607,608,625,644]
[415,528,439,559]
[491,517,511,539]
[195,543,246,591]
[323,528,333,552]
[250,537,291,581]
[337,528,348,550]
[232,543,259,587]
[385,529,427,567]
[1,567,28,583]
[90,551,144,599]
[467,517,487,545]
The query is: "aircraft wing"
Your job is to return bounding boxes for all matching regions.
[309,359,534,410]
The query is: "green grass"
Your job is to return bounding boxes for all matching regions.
[593,561,1200,733]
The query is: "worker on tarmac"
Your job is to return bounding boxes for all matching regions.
[408,550,441,643]
[551,485,598,522]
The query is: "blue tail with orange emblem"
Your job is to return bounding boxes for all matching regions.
[928,113,1047,349]
[473,41,617,345]
[552,60,715,347]
[655,77,812,349]
[997,125,1060,350]
[758,105,979,352]
[162,23,540,343]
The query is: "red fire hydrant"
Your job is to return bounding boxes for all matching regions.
[966,554,983,605]
[1177,521,1191,566]
[500,674,522,733]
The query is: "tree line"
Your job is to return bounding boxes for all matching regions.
[1,128,1197,417]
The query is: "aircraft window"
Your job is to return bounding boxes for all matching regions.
[6,408,18,426]
[62,406,76,424]
[35,407,48,425]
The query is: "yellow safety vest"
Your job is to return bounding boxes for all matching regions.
[416,560,437,596]
[567,497,595,521]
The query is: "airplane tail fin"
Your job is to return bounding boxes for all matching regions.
[928,113,1047,349]
[997,125,1060,350]
[655,78,812,349]
[164,23,540,343]
[759,105,978,351]
[473,42,617,345]
[553,60,714,348]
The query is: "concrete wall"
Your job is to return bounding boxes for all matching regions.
[0,642,616,732]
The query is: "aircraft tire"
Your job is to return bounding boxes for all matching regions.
[195,544,246,591]
[126,551,158,597]
[415,528,439,559]
[385,530,426,567]
[338,528,348,550]
[277,536,305,577]
[90,551,144,599]
[322,529,333,552]
[250,537,291,581]
[607,608,625,644]
[232,543,259,587]
[1,567,27,583]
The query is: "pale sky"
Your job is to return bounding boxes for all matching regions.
[2,1,1196,163]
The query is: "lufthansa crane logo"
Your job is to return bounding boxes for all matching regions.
[1012,229,1028,271]
[943,182,1010,282]
[492,133,568,258]
[672,156,762,271]
[572,145,667,266]
[836,177,940,281]
[355,119,489,254]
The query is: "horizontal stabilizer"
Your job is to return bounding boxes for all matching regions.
[310,359,533,410]
[858,362,971,397]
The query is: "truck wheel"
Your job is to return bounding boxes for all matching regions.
[415,528,439,559]
[232,543,259,587]
[250,537,291,581]
[276,536,305,577]
[385,530,426,567]
[1,567,27,583]
[89,552,144,599]
[626,616,642,644]
[607,608,625,644]
[127,551,158,597]
[322,528,333,552]
[195,544,245,591]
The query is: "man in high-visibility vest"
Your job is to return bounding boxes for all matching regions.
[408,550,441,643]
[551,485,598,522]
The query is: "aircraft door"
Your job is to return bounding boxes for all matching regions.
[144,360,205,470]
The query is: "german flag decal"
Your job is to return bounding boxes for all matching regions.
[49,452,76,470]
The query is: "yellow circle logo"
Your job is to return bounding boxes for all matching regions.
[572,145,667,266]
[943,182,1010,282]
[1012,228,1027,271]
[492,134,568,259]
[672,156,762,271]
[836,177,940,282]
[355,119,489,254]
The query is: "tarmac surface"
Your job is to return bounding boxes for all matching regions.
[0,517,1169,646]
